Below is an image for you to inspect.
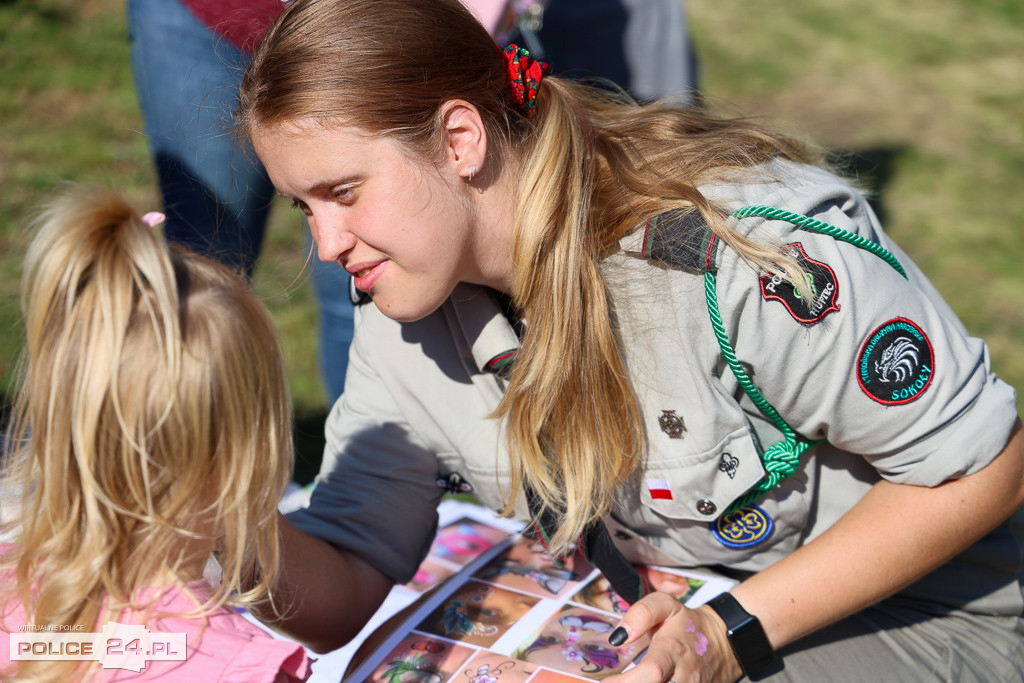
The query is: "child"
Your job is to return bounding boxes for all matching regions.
[0,187,312,682]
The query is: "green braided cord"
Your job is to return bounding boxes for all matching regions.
[705,271,795,441]
[727,438,819,512]
[702,205,898,512]
[704,270,823,513]
[731,205,908,279]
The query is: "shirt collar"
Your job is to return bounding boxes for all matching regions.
[447,284,521,375]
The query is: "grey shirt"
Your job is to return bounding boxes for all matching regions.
[289,159,1020,614]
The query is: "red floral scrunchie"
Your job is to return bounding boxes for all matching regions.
[503,44,549,116]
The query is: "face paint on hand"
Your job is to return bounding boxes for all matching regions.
[685,619,710,657]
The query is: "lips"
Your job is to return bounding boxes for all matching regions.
[348,260,388,292]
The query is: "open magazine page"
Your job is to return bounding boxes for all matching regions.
[298,500,526,681]
[344,506,737,682]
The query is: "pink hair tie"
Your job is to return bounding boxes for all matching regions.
[141,211,166,227]
[503,44,548,116]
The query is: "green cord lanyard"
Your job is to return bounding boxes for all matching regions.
[711,206,908,513]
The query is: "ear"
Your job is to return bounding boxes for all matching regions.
[440,100,487,181]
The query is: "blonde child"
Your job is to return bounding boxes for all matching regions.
[0,187,311,682]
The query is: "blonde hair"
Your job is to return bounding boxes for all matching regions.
[238,0,818,554]
[0,187,293,682]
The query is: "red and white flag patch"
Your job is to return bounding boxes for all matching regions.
[646,478,674,500]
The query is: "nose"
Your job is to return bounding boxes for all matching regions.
[310,210,357,264]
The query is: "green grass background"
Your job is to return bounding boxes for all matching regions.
[1,0,1022,478]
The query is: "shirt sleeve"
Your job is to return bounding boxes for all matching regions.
[285,304,446,584]
[712,167,1018,486]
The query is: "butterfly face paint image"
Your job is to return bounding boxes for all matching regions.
[514,606,650,679]
[369,634,476,683]
[460,652,534,683]
[419,581,539,647]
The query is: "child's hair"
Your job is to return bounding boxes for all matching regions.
[0,187,293,681]
[237,0,819,554]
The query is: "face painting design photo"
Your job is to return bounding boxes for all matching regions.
[477,538,594,599]
[370,633,476,683]
[515,606,648,679]
[419,580,539,647]
[431,520,513,566]
[573,566,705,613]
[460,652,534,683]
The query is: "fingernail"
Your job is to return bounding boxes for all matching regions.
[608,626,628,646]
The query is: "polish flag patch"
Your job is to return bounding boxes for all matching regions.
[647,478,674,500]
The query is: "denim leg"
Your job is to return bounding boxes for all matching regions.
[310,245,355,408]
[127,0,274,276]
[530,0,698,103]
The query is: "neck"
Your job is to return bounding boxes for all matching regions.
[465,162,518,295]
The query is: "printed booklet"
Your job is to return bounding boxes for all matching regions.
[339,501,736,682]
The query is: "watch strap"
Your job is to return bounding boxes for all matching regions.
[705,592,774,677]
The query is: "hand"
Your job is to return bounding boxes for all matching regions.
[605,591,742,683]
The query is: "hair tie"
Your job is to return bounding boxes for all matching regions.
[503,44,548,116]
[141,211,166,227]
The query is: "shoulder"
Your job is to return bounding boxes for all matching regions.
[143,585,312,682]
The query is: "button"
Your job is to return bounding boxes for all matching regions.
[696,498,717,515]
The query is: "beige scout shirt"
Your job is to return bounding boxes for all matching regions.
[288,160,1020,612]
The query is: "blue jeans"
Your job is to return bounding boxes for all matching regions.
[310,254,354,406]
[127,0,353,405]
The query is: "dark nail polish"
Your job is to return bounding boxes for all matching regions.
[608,626,628,646]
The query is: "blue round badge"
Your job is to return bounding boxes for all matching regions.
[712,506,774,549]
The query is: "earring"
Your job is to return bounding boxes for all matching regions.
[467,165,477,182]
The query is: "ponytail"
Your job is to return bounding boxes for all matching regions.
[496,80,645,554]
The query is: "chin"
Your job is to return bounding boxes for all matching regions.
[371,296,441,323]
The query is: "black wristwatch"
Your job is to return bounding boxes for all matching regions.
[705,592,774,678]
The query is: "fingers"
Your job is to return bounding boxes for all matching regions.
[605,594,740,683]
[609,591,686,647]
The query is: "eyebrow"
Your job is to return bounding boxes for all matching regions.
[279,177,361,200]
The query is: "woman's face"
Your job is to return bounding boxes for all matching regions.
[252,120,479,322]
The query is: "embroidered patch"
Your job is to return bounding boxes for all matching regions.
[857,318,934,405]
[718,453,739,479]
[646,478,674,500]
[658,410,686,438]
[760,243,840,324]
[711,505,774,549]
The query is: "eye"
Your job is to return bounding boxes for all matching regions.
[290,198,312,216]
[332,185,356,203]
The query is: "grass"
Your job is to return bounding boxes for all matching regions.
[2,0,1022,464]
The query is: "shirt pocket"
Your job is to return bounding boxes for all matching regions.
[640,425,766,522]
[632,424,815,567]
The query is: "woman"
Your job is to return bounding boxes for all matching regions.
[235,0,1024,680]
